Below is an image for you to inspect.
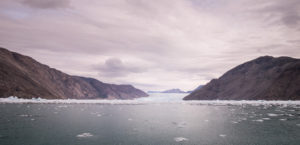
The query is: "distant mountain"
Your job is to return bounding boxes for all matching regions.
[147,91,161,93]
[0,47,148,99]
[162,89,186,93]
[184,56,300,100]
[147,88,187,93]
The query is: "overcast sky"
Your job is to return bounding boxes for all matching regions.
[0,0,300,91]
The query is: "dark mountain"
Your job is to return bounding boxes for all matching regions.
[186,85,204,93]
[0,47,148,99]
[184,56,300,100]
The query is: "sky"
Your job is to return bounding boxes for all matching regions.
[0,0,300,91]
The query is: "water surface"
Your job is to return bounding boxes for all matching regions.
[0,94,299,145]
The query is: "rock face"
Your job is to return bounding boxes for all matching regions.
[0,47,148,99]
[184,56,300,100]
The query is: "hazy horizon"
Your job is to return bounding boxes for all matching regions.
[1,0,300,91]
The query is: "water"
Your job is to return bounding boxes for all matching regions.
[0,94,300,145]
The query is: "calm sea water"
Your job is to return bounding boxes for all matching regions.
[0,93,300,145]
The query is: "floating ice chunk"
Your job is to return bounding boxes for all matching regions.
[253,119,264,122]
[279,118,287,121]
[231,121,239,124]
[19,114,30,117]
[174,137,188,142]
[296,124,300,127]
[31,118,35,121]
[97,114,102,117]
[204,120,209,122]
[76,133,93,138]
[57,105,68,108]
[267,113,278,117]
[262,118,270,120]
[219,134,226,138]
[128,118,133,121]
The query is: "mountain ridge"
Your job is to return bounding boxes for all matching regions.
[0,47,148,99]
[184,56,300,100]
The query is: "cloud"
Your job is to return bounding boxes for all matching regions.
[95,58,147,78]
[20,0,70,9]
[247,0,300,27]
[0,0,299,91]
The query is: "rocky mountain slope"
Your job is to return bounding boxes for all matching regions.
[0,47,148,99]
[184,56,300,100]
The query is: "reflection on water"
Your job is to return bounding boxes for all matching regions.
[0,101,299,145]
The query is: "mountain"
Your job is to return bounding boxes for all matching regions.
[0,47,148,99]
[147,88,187,93]
[161,89,186,93]
[184,56,300,100]
[186,85,204,93]
[147,91,161,93]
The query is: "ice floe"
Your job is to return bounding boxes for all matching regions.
[174,137,189,142]
[1,96,300,106]
[231,121,239,124]
[267,113,279,117]
[253,119,264,122]
[219,134,226,138]
[76,133,94,138]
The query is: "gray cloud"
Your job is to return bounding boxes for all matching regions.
[250,0,300,27]
[95,58,147,78]
[21,0,70,9]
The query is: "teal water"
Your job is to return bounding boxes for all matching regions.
[0,101,299,145]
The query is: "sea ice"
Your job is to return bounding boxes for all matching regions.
[219,134,226,138]
[267,113,279,117]
[76,133,94,138]
[174,137,189,142]
[19,114,30,117]
[253,119,264,122]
